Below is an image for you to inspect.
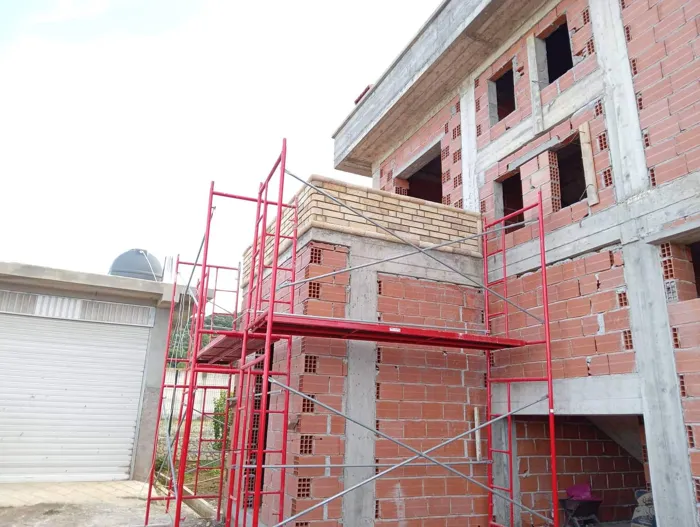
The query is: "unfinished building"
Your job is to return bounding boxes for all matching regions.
[145,0,700,526]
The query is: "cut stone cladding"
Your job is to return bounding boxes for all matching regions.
[378,96,465,207]
[515,416,645,526]
[621,0,700,186]
[241,176,481,286]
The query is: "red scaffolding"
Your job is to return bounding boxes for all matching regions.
[144,139,559,527]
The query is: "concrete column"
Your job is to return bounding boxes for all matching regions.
[132,306,170,480]
[371,163,381,190]
[589,0,648,201]
[526,35,546,135]
[342,266,377,525]
[622,241,697,526]
[460,77,480,214]
[492,419,520,526]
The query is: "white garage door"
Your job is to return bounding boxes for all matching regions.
[0,292,154,482]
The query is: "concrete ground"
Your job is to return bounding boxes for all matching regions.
[0,481,216,527]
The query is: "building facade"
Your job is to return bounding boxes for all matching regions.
[235,0,700,525]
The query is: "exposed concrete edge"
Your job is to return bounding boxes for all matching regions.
[333,0,506,174]
[0,261,171,305]
[492,373,642,415]
[487,171,700,279]
[330,0,453,139]
[644,218,700,246]
[241,219,482,288]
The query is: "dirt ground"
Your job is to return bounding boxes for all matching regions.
[0,501,221,527]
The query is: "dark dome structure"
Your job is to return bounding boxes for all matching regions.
[109,249,163,281]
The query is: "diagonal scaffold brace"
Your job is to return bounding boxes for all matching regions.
[269,378,554,526]
[284,169,544,324]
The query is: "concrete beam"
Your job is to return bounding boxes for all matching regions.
[491,374,643,415]
[487,171,700,280]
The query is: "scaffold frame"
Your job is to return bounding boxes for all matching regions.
[144,138,559,527]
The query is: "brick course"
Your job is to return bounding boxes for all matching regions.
[517,417,645,526]
[623,0,700,185]
[375,274,488,526]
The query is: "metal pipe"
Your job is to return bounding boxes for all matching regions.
[270,379,552,526]
[276,219,534,291]
[145,256,181,525]
[243,461,490,469]
[252,139,288,527]
[284,169,543,324]
[538,191,560,527]
[173,182,216,527]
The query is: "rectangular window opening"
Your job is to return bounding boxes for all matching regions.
[545,22,574,83]
[492,66,516,123]
[405,154,443,204]
[691,242,700,297]
[501,172,524,233]
[557,140,587,208]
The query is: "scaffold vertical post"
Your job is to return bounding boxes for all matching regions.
[538,191,559,527]
[145,256,180,525]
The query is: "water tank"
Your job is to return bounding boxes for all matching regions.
[109,249,163,281]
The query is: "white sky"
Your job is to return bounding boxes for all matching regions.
[0,0,441,276]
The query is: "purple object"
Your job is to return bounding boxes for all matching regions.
[566,484,600,501]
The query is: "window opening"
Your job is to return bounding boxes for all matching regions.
[545,22,574,83]
[557,140,587,208]
[492,67,515,123]
[501,172,524,233]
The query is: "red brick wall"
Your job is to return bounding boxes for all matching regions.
[664,244,700,506]
[379,97,464,207]
[622,0,700,186]
[246,242,350,526]
[516,417,645,526]
[489,248,634,380]
[480,102,615,242]
[474,0,597,150]
[375,274,488,526]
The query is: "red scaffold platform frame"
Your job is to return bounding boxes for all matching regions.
[144,138,558,527]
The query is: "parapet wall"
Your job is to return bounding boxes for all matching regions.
[242,175,482,285]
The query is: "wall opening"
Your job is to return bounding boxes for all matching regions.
[491,66,516,123]
[690,242,700,296]
[557,140,587,208]
[406,155,443,204]
[501,172,524,232]
[545,22,573,83]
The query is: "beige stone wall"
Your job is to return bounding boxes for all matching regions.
[242,175,481,284]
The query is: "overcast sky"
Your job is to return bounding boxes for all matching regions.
[0,0,440,277]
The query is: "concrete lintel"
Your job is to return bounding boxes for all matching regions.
[475,69,603,174]
[644,218,700,246]
[487,171,700,280]
[506,136,559,172]
[491,374,642,415]
[395,136,442,180]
